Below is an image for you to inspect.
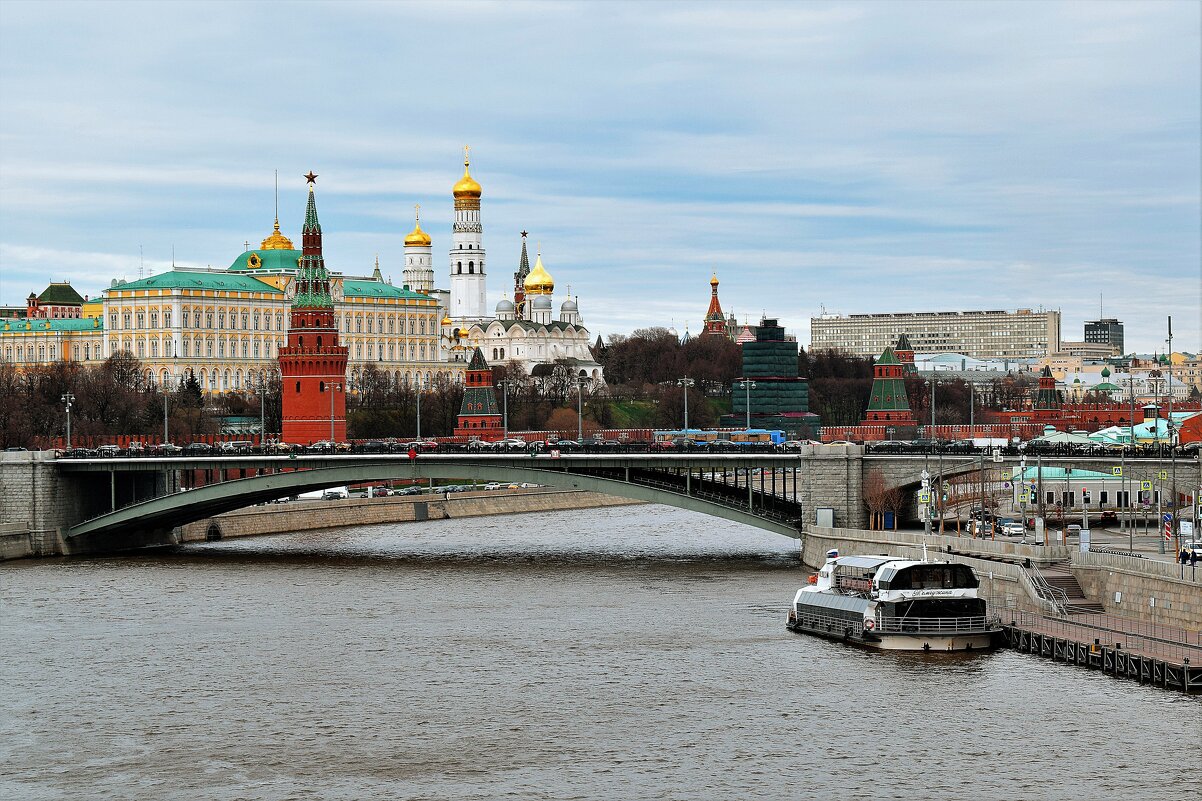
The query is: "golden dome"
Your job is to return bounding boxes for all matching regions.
[404,205,431,247]
[710,273,719,287]
[259,218,294,250]
[452,146,482,199]
[441,314,453,326]
[523,251,554,295]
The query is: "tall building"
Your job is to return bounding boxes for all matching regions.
[721,317,819,437]
[448,147,488,322]
[1084,318,1124,355]
[26,282,86,319]
[401,205,435,293]
[278,178,349,444]
[810,309,1061,360]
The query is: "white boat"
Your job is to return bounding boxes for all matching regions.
[786,549,1000,652]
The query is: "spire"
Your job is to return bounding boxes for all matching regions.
[372,255,382,282]
[294,176,333,309]
[701,272,727,338]
[518,231,530,278]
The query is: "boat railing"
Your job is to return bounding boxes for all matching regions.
[874,615,1000,634]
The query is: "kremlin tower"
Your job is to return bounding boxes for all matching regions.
[701,273,728,339]
[861,346,917,436]
[449,146,487,321]
[894,332,916,375]
[278,174,349,444]
[454,347,503,439]
[513,231,531,318]
[402,204,434,293]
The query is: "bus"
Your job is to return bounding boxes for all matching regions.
[653,428,786,447]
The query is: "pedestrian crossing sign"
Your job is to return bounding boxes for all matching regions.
[1157,470,1167,480]
[1111,467,1122,476]
[1140,480,1152,491]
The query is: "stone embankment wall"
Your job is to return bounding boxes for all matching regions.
[803,525,1202,632]
[178,489,641,543]
[1072,550,1201,632]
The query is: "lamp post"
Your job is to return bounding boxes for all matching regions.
[258,375,266,444]
[575,375,585,442]
[329,382,342,442]
[736,379,756,429]
[61,392,75,450]
[163,390,169,444]
[677,377,695,433]
[498,379,512,440]
[415,375,423,441]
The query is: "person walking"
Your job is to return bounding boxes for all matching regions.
[1180,547,1190,565]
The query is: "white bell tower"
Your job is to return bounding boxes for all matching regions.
[449,146,487,321]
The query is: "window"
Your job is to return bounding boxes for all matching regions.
[164,312,171,327]
[110,314,118,329]
[241,313,249,329]
[149,312,158,328]
[468,261,474,274]
[1100,491,1108,504]
[1045,491,1054,505]
[206,313,214,328]
[123,313,131,329]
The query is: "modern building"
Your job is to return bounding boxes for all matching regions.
[1084,318,1124,355]
[810,309,1061,360]
[721,317,819,437]
[1057,340,1119,359]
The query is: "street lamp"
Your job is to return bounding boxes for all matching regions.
[736,379,756,429]
[61,392,75,450]
[498,379,512,439]
[677,377,695,433]
[329,382,342,442]
[415,375,423,441]
[163,389,169,444]
[576,375,585,442]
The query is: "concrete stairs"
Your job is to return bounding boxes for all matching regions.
[1042,566,1105,614]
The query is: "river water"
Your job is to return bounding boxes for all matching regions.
[1,505,1197,800]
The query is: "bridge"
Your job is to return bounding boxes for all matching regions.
[1,447,1196,555]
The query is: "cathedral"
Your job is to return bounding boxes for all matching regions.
[404,149,603,383]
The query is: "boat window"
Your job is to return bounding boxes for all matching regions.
[889,564,978,590]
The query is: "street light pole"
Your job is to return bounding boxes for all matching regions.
[677,377,695,433]
[498,379,510,440]
[737,379,756,429]
[576,376,584,442]
[163,391,169,444]
[330,382,340,442]
[61,392,75,450]
[415,376,422,440]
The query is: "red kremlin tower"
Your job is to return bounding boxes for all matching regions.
[278,173,349,444]
[700,273,728,339]
[454,347,503,439]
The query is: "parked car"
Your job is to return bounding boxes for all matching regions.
[184,442,213,455]
[398,486,423,496]
[155,443,183,456]
[218,440,254,454]
[361,440,389,454]
[96,444,122,457]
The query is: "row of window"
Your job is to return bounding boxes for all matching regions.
[106,308,435,336]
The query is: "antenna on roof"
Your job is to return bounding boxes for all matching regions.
[274,168,279,222]
[139,245,144,280]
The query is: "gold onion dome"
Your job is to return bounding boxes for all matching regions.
[710,273,719,287]
[452,147,482,199]
[441,314,453,326]
[259,218,295,250]
[404,207,432,247]
[524,252,554,295]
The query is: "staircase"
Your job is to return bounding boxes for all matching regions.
[1041,565,1105,614]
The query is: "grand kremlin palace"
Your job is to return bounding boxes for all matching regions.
[0,219,455,393]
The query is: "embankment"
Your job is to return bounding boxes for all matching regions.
[178,489,642,543]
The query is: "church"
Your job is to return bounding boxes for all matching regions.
[402,149,603,383]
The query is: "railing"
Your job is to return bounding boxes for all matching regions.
[1003,608,1202,665]
[874,615,999,634]
[1076,548,1202,584]
[1026,563,1070,615]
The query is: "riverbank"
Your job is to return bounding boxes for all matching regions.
[179,488,641,543]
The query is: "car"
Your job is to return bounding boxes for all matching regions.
[1100,510,1118,522]
[483,482,504,491]
[155,443,183,456]
[126,441,145,454]
[96,444,122,457]
[1184,541,1202,559]
[218,440,254,454]
[360,440,389,454]
[368,485,393,497]
[553,440,581,450]
[1001,521,1025,536]
[397,485,423,495]
[183,442,213,455]
[466,440,495,451]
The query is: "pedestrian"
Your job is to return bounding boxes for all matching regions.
[1180,547,1190,565]
[1191,549,1198,568]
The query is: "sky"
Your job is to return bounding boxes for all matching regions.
[0,0,1199,354]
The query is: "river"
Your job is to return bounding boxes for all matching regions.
[1,505,1197,800]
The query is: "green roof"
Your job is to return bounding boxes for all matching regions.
[876,346,900,365]
[111,271,283,294]
[228,248,302,272]
[1,317,102,333]
[342,279,431,300]
[37,282,85,305]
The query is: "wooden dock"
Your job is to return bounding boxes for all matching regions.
[1002,610,1202,695]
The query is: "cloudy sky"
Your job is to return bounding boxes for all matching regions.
[1,1,1198,353]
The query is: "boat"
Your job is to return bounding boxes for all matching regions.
[786,549,1001,651]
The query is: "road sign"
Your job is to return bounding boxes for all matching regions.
[1157,470,1168,480]
[1163,513,1172,523]
[1111,467,1122,476]
[1140,480,1152,491]
[918,491,931,504]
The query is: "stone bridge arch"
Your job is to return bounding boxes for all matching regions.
[66,462,804,554]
